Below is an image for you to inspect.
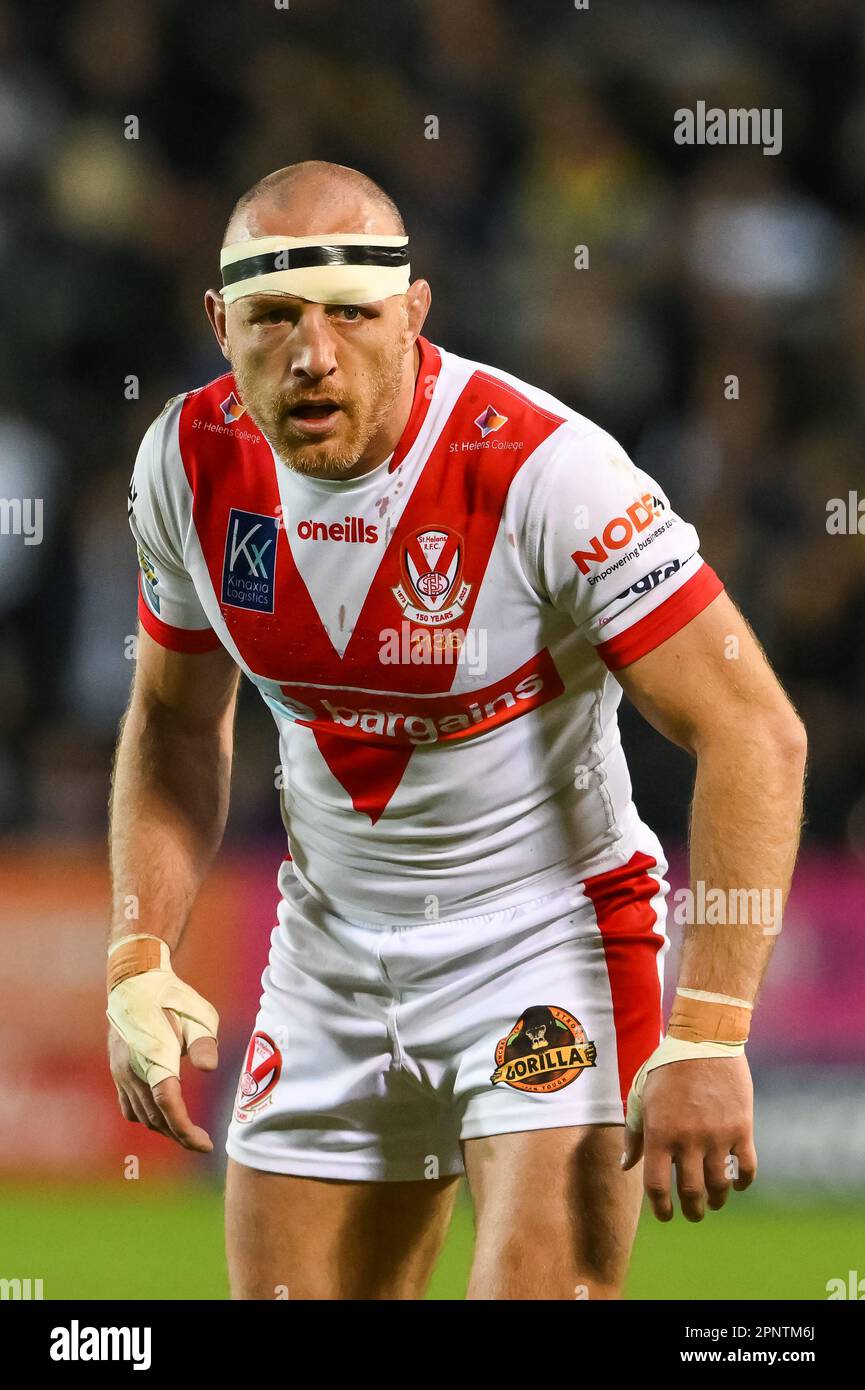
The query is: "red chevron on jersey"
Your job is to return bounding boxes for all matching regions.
[175,342,566,819]
[177,348,564,695]
[130,332,723,918]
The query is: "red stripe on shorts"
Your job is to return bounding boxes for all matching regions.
[582,850,665,1115]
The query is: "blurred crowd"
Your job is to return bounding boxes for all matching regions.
[1,0,864,847]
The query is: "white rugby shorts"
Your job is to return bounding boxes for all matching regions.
[225,848,670,1182]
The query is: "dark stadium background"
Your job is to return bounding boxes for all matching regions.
[0,0,863,1300]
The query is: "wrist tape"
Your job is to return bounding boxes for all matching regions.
[668,988,752,1045]
[625,1034,746,1133]
[106,934,219,1088]
[625,989,751,1134]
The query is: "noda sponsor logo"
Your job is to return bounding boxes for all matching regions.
[571,493,666,575]
[222,508,278,613]
[234,1030,282,1123]
[491,1005,596,1093]
[296,517,378,543]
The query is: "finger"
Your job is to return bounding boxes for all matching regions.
[116,1086,138,1124]
[127,1077,176,1139]
[151,1075,213,1152]
[124,1087,155,1130]
[730,1138,758,1191]
[704,1149,732,1211]
[674,1148,707,1223]
[187,1035,218,1071]
[643,1140,674,1222]
[164,1007,183,1045]
[620,1125,644,1171]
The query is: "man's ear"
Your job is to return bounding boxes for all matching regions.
[405,279,431,344]
[204,288,231,362]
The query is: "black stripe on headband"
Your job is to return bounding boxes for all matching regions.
[222,243,409,289]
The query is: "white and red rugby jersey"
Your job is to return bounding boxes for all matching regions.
[129,335,723,923]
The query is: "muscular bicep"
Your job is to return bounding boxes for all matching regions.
[131,627,241,733]
[613,591,800,756]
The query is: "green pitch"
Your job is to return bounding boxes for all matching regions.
[1,1182,861,1300]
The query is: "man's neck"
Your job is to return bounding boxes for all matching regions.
[341,340,420,481]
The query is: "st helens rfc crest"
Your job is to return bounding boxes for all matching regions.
[234,1030,282,1123]
[392,526,471,626]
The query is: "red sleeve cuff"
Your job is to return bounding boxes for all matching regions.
[596,563,724,670]
[137,578,222,654]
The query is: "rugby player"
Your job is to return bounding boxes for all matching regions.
[107,161,807,1300]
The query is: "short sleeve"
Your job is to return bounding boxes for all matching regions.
[128,401,222,653]
[526,426,724,670]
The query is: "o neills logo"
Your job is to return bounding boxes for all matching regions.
[296,517,378,543]
[571,493,665,575]
[491,1005,596,1093]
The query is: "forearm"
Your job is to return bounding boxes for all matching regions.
[676,716,807,1004]
[108,697,234,951]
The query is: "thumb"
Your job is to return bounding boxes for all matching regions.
[621,1124,644,1171]
[187,1035,219,1071]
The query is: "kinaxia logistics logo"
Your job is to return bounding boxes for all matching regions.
[392,526,471,626]
[234,1030,282,1123]
[571,492,668,576]
[222,508,278,613]
[491,1005,597,1093]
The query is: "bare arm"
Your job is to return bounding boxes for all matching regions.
[109,629,240,949]
[615,590,807,1219]
[108,627,241,1149]
[617,589,806,998]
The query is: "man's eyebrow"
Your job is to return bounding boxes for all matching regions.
[239,294,385,312]
[241,294,304,309]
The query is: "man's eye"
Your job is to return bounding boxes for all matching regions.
[258,309,288,324]
[336,306,361,321]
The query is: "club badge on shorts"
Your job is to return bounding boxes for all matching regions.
[392,526,471,626]
[491,1005,597,1093]
[234,1030,283,1122]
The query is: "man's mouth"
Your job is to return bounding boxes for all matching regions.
[285,399,344,435]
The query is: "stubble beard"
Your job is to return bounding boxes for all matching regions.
[232,345,406,480]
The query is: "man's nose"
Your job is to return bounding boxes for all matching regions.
[290,309,338,380]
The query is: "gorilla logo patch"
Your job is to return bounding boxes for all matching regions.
[491,1005,596,1093]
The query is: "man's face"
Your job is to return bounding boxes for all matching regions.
[225,292,410,478]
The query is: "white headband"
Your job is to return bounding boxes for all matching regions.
[219,233,410,305]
